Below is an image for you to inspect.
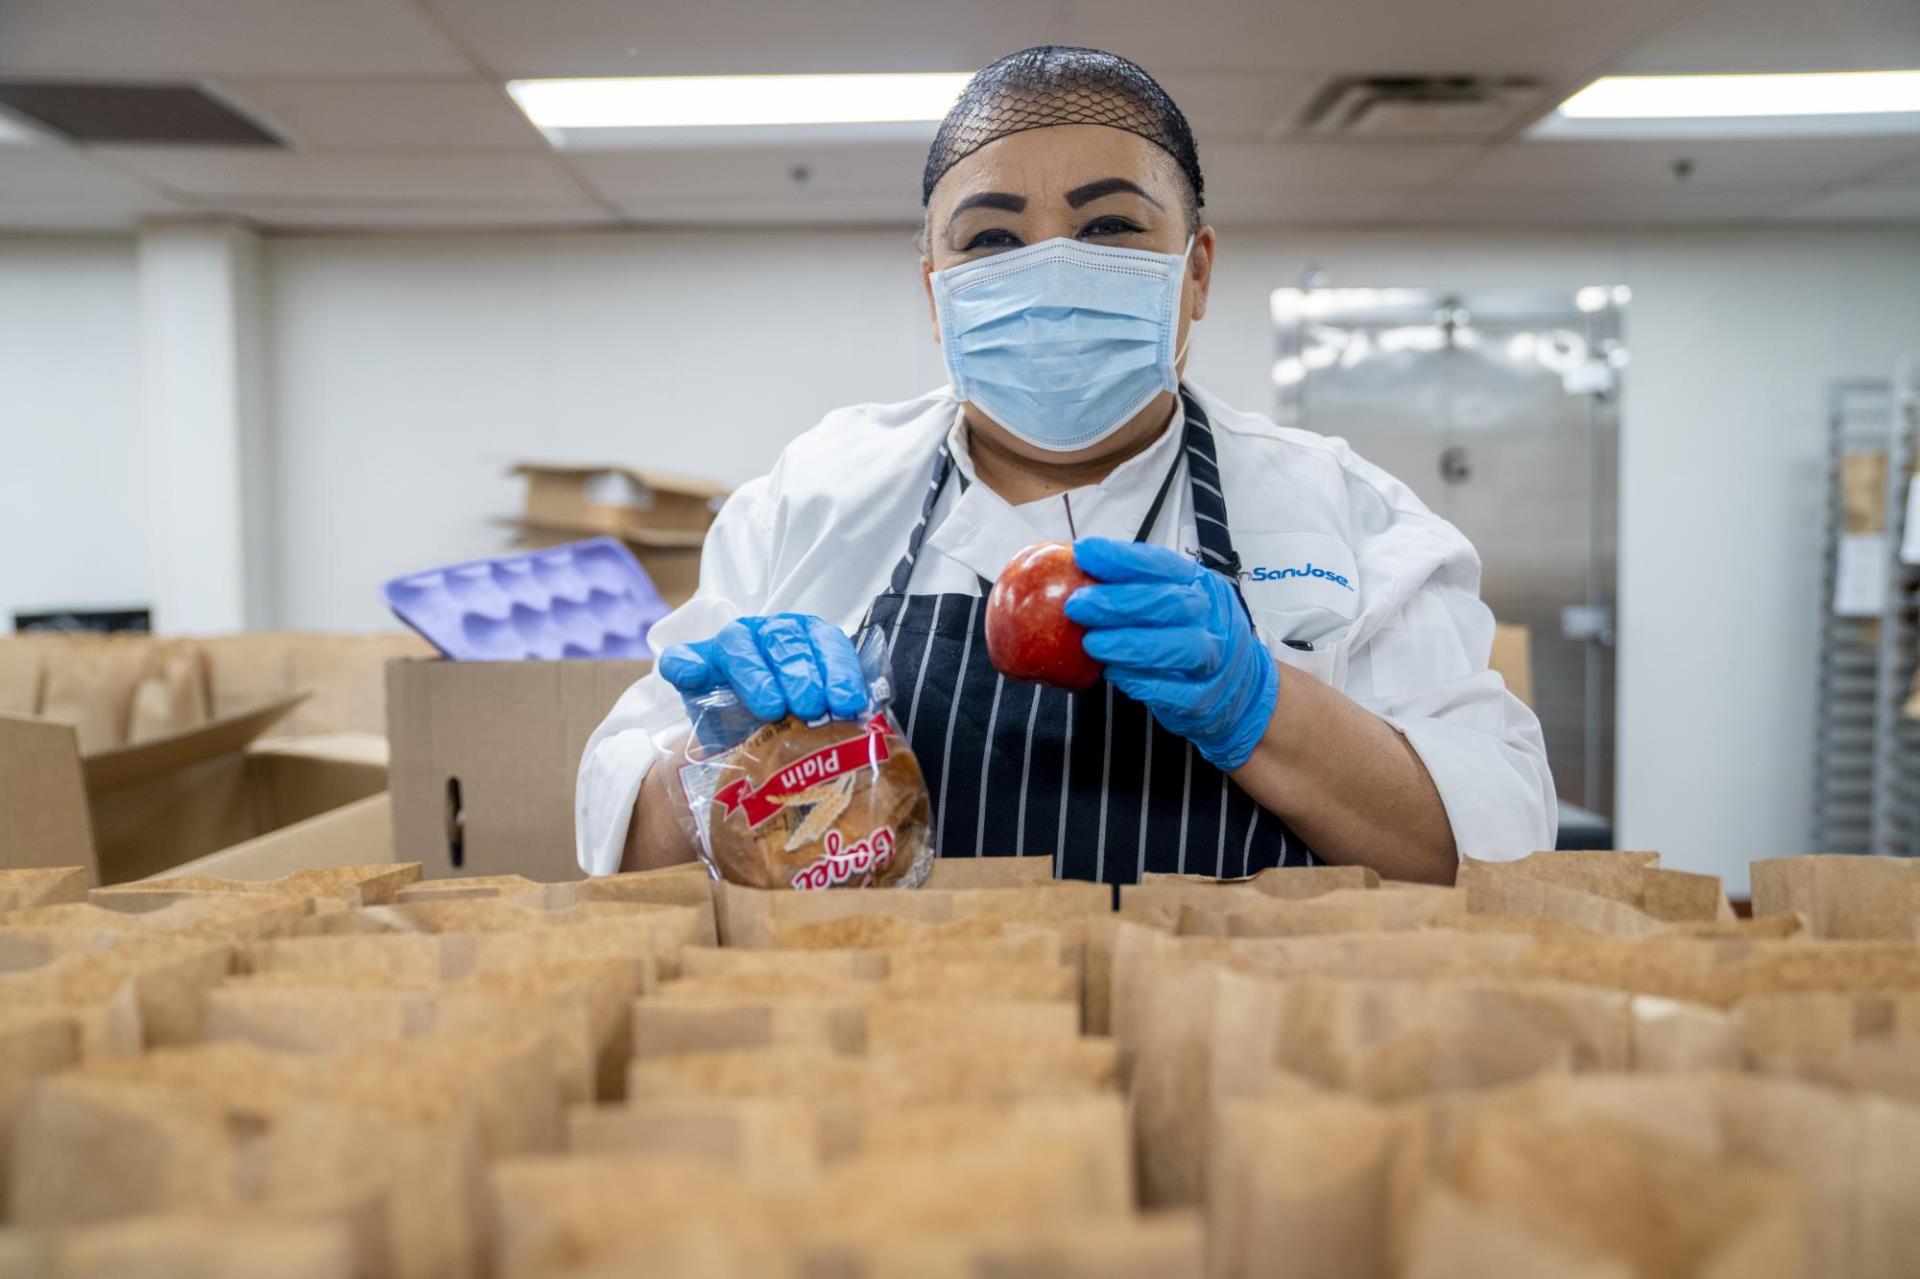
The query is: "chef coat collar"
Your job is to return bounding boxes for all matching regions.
[922,398,1188,585]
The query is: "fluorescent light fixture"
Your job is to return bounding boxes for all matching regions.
[1559,70,1920,119]
[507,72,972,131]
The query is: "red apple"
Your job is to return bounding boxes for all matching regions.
[985,542,1102,692]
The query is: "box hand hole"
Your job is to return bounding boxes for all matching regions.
[444,776,465,869]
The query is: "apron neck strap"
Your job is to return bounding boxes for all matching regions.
[1177,386,1241,578]
[884,441,957,597]
[882,387,1239,599]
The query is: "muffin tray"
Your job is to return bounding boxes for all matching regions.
[381,538,668,661]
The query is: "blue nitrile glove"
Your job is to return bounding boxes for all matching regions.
[1064,538,1279,772]
[657,614,869,724]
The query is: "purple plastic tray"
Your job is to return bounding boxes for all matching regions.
[381,537,668,661]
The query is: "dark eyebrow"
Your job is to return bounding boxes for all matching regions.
[948,190,1027,219]
[1065,177,1163,210]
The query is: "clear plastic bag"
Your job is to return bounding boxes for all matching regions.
[674,629,935,890]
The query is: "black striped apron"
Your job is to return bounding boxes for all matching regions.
[859,387,1317,883]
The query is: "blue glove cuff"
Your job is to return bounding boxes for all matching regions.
[1195,638,1279,772]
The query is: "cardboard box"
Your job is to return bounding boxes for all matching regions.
[387,658,650,882]
[511,463,728,538]
[0,631,431,749]
[506,521,704,608]
[505,461,726,610]
[0,697,389,886]
[154,792,395,882]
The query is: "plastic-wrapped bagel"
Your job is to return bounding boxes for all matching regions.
[674,632,935,891]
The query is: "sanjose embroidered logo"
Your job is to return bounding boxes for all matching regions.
[1242,562,1355,591]
[713,716,890,829]
[791,827,896,890]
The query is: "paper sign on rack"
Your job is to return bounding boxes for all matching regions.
[1834,532,1889,617]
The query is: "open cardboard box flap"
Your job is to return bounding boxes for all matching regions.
[79,693,306,793]
[0,693,386,885]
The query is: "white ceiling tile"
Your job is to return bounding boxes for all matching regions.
[1205,140,1481,190]
[1061,0,1693,76]
[1403,180,1814,223]
[0,0,474,78]
[0,145,184,226]
[1453,135,1920,189]
[0,197,178,229]
[1205,187,1419,225]
[1862,150,1920,184]
[1776,183,1920,220]
[1611,0,1920,73]
[568,140,923,210]
[211,79,546,151]
[86,147,588,204]
[0,142,166,197]
[218,201,620,230]
[1153,72,1327,142]
[424,0,1052,77]
[430,0,1688,78]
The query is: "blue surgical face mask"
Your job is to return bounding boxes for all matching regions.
[931,236,1192,453]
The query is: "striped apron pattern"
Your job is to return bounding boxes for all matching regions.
[858,386,1317,884]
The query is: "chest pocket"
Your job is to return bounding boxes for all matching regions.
[1236,531,1361,687]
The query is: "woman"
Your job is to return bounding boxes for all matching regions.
[577,46,1553,885]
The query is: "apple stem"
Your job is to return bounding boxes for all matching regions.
[1062,492,1078,541]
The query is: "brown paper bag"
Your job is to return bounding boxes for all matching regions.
[634,994,867,1059]
[493,1118,1131,1277]
[1732,989,1920,1072]
[511,864,721,948]
[0,867,89,911]
[6,896,311,943]
[1447,1112,1804,1279]
[1208,1095,1404,1279]
[1139,864,1378,896]
[38,637,149,752]
[16,1032,563,1279]
[567,1097,822,1183]
[313,896,704,977]
[93,864,423,910]
[1459,864,1667,936]
[627,1040,1119,1107]
[678,944,887,981]
[1402,1185,1636,1279]
[392,874,539,903]
[1427,1071,1917,1279]
[961,1211,1205,1279]
[18,1212,357,1279]
[126,641,211,744]
[0,929,231,1050]
[207,962,632,1102]
[1750,855,1920,940]
[1215,886,1466,938]
[921,855,1061,890]
[0,1011,78,1219]
[718,879,1110,947]
[1463,851,1730,921]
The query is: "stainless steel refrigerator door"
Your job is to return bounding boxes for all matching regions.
[1274,289,1621,816]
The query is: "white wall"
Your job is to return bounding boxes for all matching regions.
[8,220,1920,890]
[265,228,948,634]
[1194,227,1920,895]
[0,236,146,632]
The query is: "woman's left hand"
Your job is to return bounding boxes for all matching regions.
[1064,537,1279,771]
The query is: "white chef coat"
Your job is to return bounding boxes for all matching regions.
[576,383,1555,876]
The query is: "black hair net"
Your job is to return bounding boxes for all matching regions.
[922,46,1204,209]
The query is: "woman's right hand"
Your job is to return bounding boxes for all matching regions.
[657,614,868,723]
